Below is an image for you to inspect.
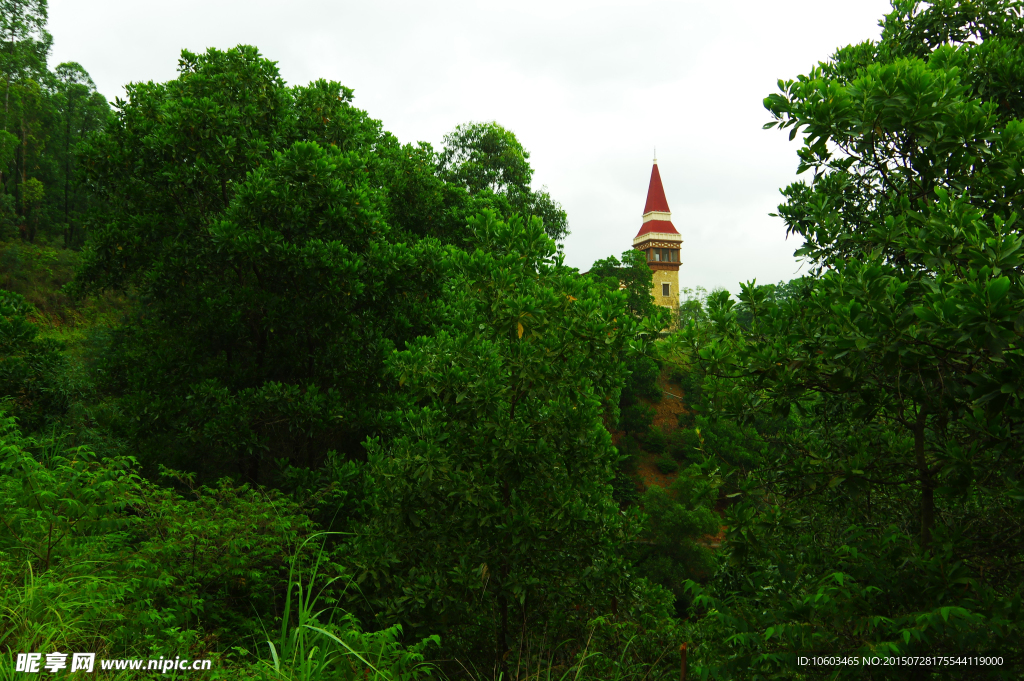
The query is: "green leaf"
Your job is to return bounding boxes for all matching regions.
[986,276,1011,303]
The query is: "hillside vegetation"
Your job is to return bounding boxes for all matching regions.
[3,1,1024,679]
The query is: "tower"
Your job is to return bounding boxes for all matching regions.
[633,157,681,315]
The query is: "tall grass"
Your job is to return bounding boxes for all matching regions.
[253,533,439,681]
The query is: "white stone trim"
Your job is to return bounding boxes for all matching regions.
[642,211,672,223]
[633,232,682,246]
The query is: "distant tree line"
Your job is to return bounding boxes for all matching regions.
[1,0,111,247]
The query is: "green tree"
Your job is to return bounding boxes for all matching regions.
[370,139,471,245]
[0,0,50,235]
[439,121,569,241]
[350,211,638,676]
[680,0,1024,675]
[588,248,660,320]
[759,0,1024,549]
[74,46,446,483]
[590,250,668,445]
[633,467,719,614]
[731,278,810,329]
[677,286,710,328]
[0,0,49,125]
[0,2,109,245]
[50,62,109,248]
[439,122,532,195]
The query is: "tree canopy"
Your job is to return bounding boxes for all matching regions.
[0,0,109,246]
[440,121,569,242]
[672,0,1024,675]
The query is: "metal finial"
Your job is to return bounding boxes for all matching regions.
[653,147,657,163]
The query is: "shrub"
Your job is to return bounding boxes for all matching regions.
[676,410,696,428]
[654,456,678,474]
[668,427,702,462]
[618,402,654,436]
[0,413,317,661]
[621,355,661,405]
[0,241,82,321]
[131,469,316,640]
[633,467,718,612]
[0,414,148,658]
[674,369,703,408]
[644,425,667,454]
[610,471,641,507]
[616,434,641,471]
[692,415,766,469]
[0,290,74,432]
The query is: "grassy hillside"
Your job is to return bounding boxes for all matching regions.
[0,239,124,333]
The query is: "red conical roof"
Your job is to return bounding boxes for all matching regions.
[635,160,679,238]
[635,219,678,237]
[643,162,671,214]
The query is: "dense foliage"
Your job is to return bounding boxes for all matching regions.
[3,1,1023,679]
[69,46,577,489]
[670,0,1024,677]
[351,211,654,677]
[0,289,67,429]
[0,0,110,246]
[2,5,677,678]
[439,122,569,242]
[72,45,442,481]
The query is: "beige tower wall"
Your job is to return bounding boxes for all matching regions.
[651,268,679,324]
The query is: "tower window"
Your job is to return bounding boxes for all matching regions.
[662,283,670,297]
[647,248,679,263]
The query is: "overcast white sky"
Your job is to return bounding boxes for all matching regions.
[49,0,892,293]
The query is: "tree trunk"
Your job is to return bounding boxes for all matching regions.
[914,406,933,550]
[64,100,71,248]
[498,476,512,679]
[20,121,30,241]
[498,587,510,680]
[4,23,14,125]
[13,120,21,237]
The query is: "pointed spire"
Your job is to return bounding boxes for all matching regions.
[635,158,678,238]
[643,160,672,215]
